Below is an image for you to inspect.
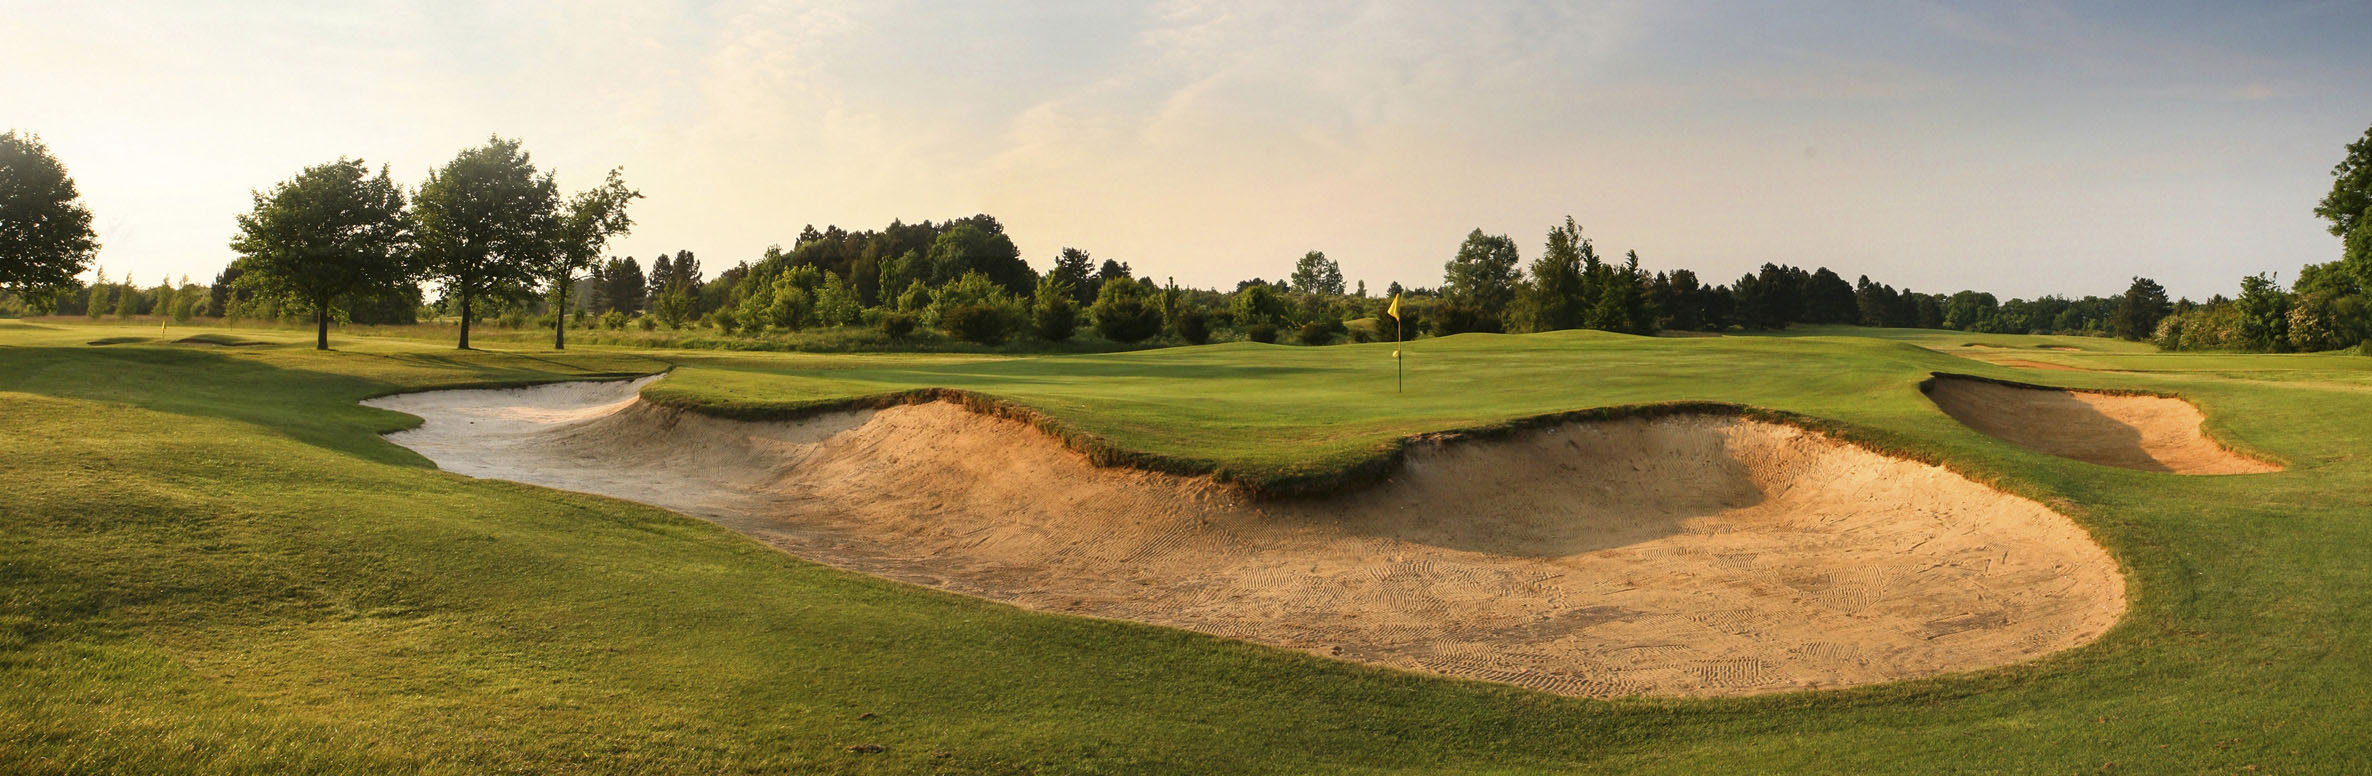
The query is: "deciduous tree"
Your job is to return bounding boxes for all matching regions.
[0,131,98,297]
[413,136,558,349]
[228,158,413,350]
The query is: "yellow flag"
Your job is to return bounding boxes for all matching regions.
[1386,293,1401,321]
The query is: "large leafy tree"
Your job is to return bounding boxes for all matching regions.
[228,158,413,350]
[1289,250,1345,296]
[0,131,99,298]
[1441,229,1521,318]
[1517,217,1589,332]
[413,136,559,349]
[540,168,640,349]
[2317,123,2372,286]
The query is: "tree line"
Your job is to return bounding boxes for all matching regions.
[7,122,2371,354]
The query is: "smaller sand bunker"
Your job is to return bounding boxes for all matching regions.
[368,378,2127,697]
[1924,375,2277,475]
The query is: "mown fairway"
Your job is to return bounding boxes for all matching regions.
[4,318,2368,773]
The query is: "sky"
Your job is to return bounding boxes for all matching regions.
[6,0,2370,301]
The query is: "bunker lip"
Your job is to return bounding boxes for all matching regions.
[365,378,2128,699]
[1920,372,2281,475]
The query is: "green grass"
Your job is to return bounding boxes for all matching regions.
[4,318,2370,773]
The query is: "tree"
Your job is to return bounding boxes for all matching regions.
[2316,123,2372,287]
[2111,277,2171,341]
[926,223,1033,296]
[542,168,641,349]
[1586,250,1656,334]
[413,136,559,349]
[1802,267,1857,324]
[1289,250,1345,296]
[227,158,413,350]
[1049,248,1095,305]
[2235,272,2291,351]
[0,131,99,296]
[1442,229,1520,324]
[1516,217,1588,332]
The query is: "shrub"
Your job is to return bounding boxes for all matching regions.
[601,310,627,330]
[1090,279,1164,343]
[1246,323,1278,343]
[942,303,1017,345]
[1173,308,1212,345]
[1033,277,1079,341]
[1427,301,1500,336]
[880,311,919,340]
[636,314,657,331]
[1297,318,1346,345]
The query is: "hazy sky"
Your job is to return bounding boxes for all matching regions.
[7,1,2369,300]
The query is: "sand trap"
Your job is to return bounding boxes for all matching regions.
[1924,375,2277,475]
[366,378,2126,698]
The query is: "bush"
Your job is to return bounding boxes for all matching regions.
[601,310,627,330]
[1173,308,1212,345]
[1297,318,1346,345]
[1033,278,1079,341]
[1090,279,1164,343]
[942,303,1017,345]
[1246,323,1278,343]
[1427,301,1500,336]
[636,314,657,331]
[880,311,918,340]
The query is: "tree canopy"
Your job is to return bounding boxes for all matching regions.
[413,136,561,348]
[542,168,640,348]
[0,131,98,294]
[228,158,413,349]
[1289,251,1345,296]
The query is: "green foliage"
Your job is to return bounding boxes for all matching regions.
[543,168,640,349]
[879,310,918,339]
[1441,229,1520,323]
[1033,276,1079,341]
[1516,217,1589,332]
[600,309,627,330]
[412,136,559,348]
[1091,277,1163,343]
[1427,300,1501,335]
[1172,307,1212,345]
[2112,277,2171,341]
[1296,318,1346,345]
[1244,322,1278,343]
[812,271,861,327]
[940,303,1016,344]
[2235,272,2292,351]
[1586,251,1655,335]
[1230,282,1288,329]
[0,130,98,292]
[228,157,413,349]
[1289,250,1345,296]
[926,223,1034,296]
[2317,122,2372,286]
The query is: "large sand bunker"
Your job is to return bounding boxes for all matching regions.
[1923,375,2278,475]
[366,378,2125,697]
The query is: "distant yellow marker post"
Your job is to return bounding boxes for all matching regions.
[1387,292,1403,393]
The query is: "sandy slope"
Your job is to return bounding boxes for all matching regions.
[1924,376,2279,474]
[366,378,2126,697]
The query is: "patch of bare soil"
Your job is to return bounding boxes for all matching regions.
[1924,375,2278,475]
[366,378,2127,698]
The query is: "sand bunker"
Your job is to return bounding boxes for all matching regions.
[366,378,2125,697]
[1924,375,2278,475]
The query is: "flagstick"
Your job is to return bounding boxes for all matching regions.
[1395,314,1403,394]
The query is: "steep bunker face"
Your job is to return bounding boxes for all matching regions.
[1923,375,2279,475]
[367,379,2126,698]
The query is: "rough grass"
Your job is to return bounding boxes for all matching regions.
[3,319,2370,773]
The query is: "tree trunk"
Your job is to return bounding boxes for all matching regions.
[316,301,329,351]
[553,282,567,350]
[458,291,472,350]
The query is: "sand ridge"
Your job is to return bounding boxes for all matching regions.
[1923,374,2279,475]
[366,378,2127,698]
